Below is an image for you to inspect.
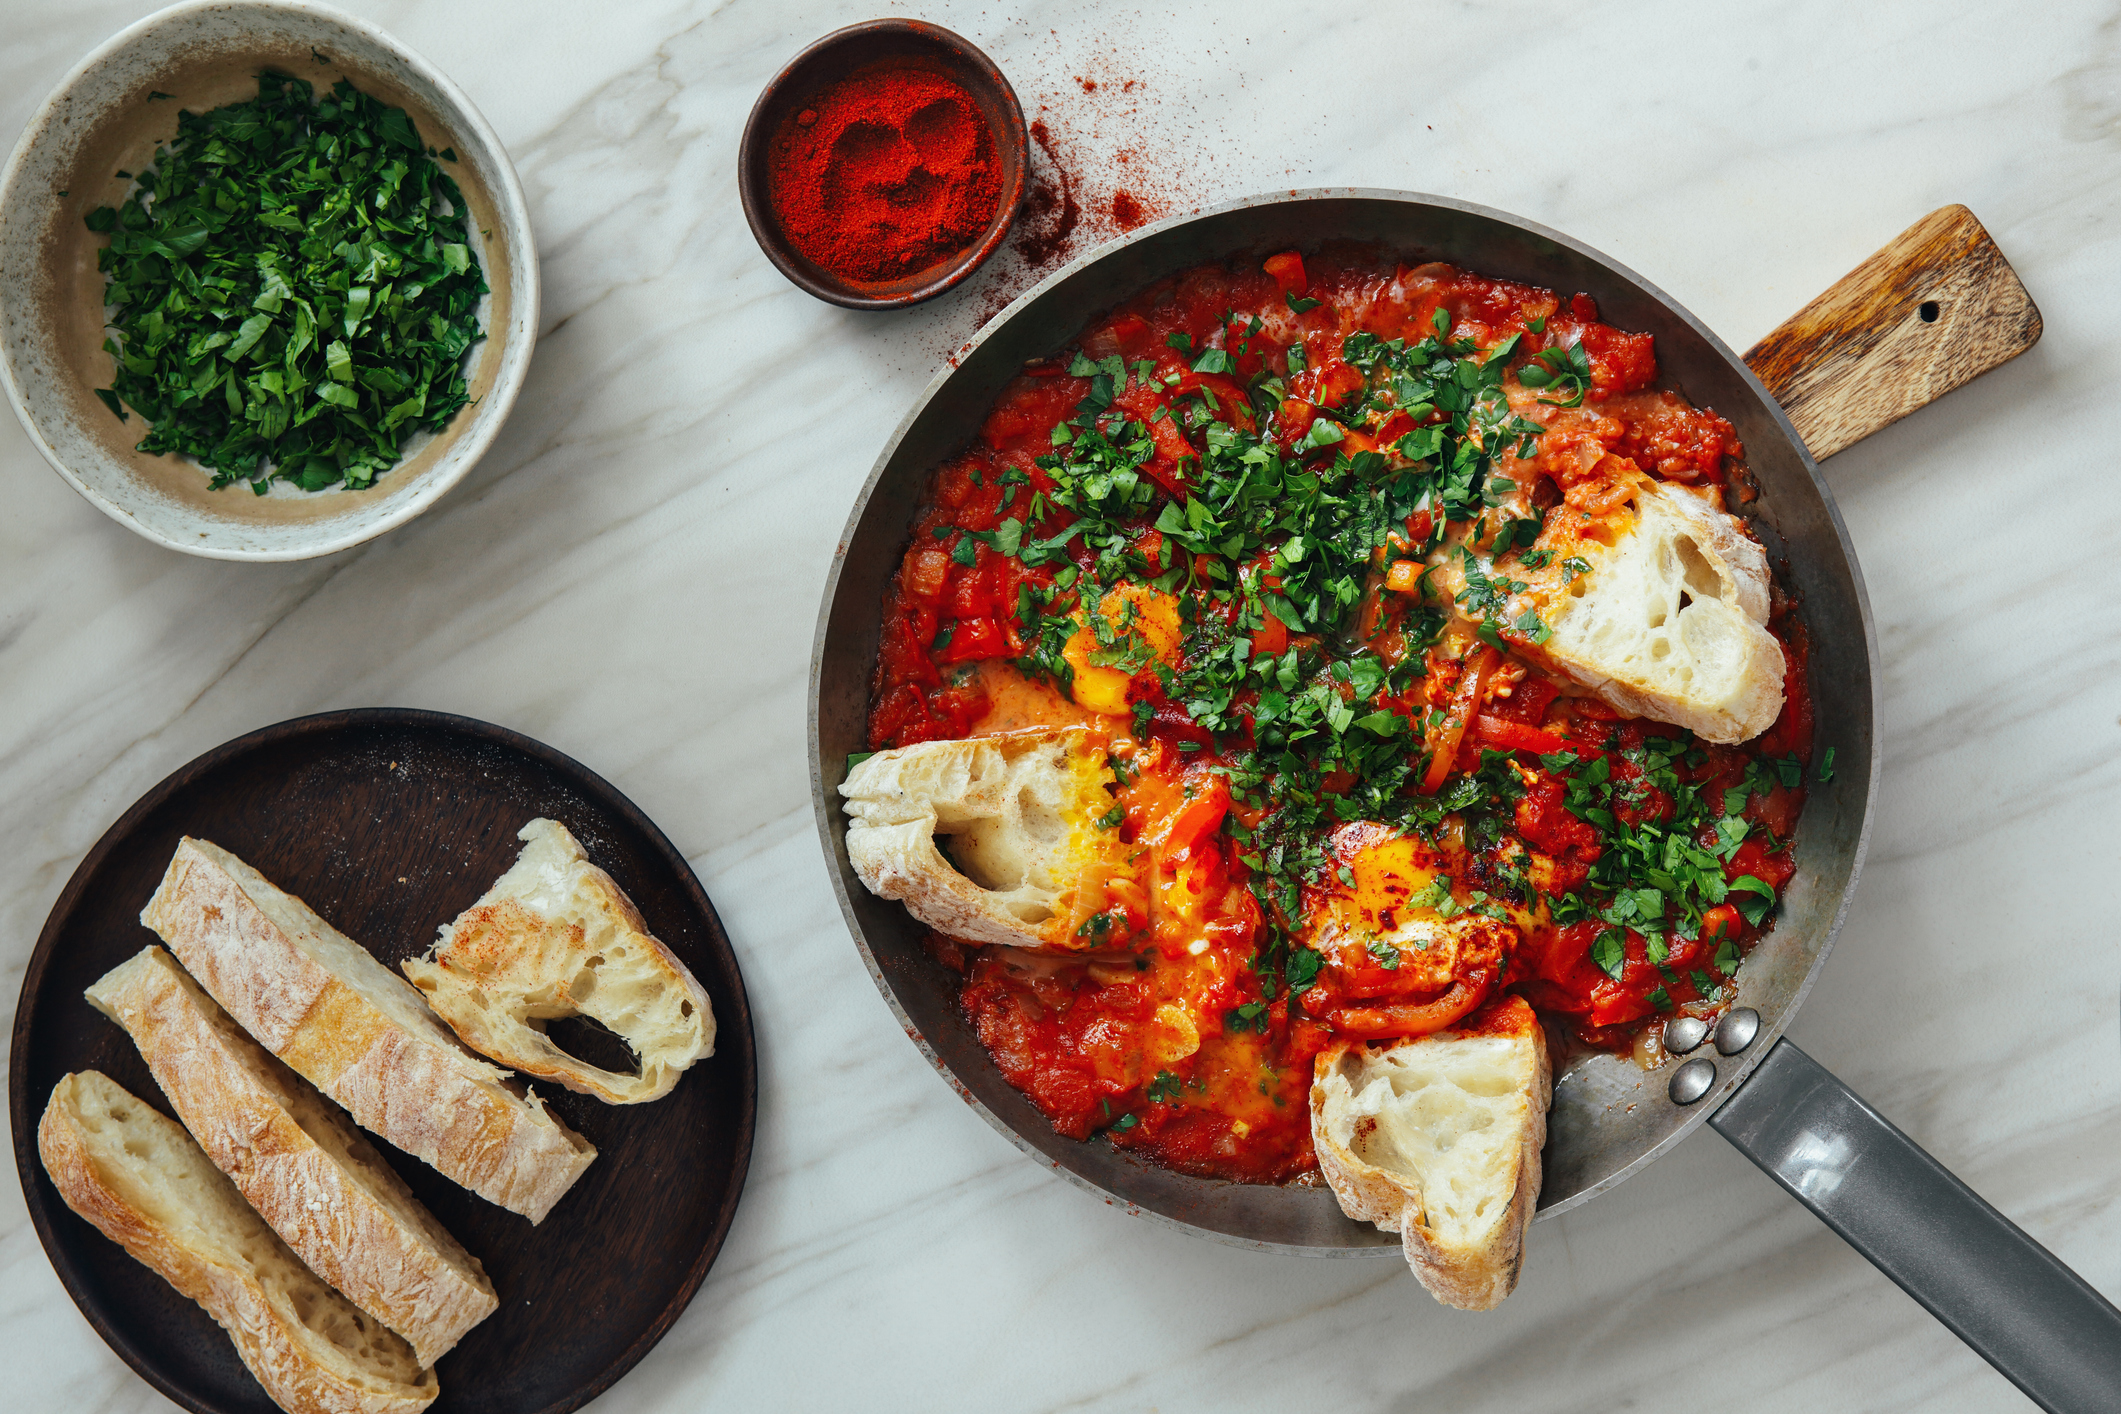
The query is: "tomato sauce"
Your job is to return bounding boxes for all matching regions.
[865,247,1811,1185]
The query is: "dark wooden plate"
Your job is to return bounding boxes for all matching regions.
[9,709,756,1414]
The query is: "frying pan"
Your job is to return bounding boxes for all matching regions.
[809,191,2120,1411]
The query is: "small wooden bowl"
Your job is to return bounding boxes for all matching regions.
[0,0,538,561]
[739,20,1027,310]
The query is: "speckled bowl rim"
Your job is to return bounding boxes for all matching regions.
[0,0,539,561]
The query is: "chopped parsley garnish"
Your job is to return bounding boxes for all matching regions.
[1714,936,1743,976]
[1408,874,1460,917]
[84,74,486,492]
[1284,945,1322,991]
[1075,910,1119,942]
[1728,874,1778,926]
[900,270,1803,1050]
[1517,339,1594,407]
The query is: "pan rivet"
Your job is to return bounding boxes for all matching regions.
[1663,1016,1709,1054]
[1669,1057,1716,1105]
[1715,1007,1762,1056]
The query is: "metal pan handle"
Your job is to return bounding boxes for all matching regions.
[1717,208,2096,1401]
[1711,1041,2121,1412]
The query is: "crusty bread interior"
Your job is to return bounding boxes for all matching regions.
[840,727,1131,951]
[403,819,715,1106]
[39,1071,437,1414]
[141,837,595,1223]
[88,946,497,1366]
[1311,996,1551,1310]
[1541,477,1784,744]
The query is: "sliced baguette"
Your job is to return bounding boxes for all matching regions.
[38,1071,438,1414]
[1310,995,1551,1310]
[840,727,1134,951]
[87,946,497,1365]
[1536,473,1784,744]
[140,837,595,1223]
[403,819,714,1106]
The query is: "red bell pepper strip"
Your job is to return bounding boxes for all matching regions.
[1263,250,1307,296]
[1421,648,1499,793]
[1332,973,1491,1039]
[1159,774,1231,857]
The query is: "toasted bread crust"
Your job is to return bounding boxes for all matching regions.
[1310,996,1551,1310]
[1423,472,1784,744]
[1537,476,1784,744]
[39,1072,438,1414]
[840,728,1131,951]
[88,947,498,1365]
[141,837,595,1223]
[403,819,715,1105]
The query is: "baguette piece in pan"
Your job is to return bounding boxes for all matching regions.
[88,946,498,1365]
[404,819,714,1105]
[839,728,1135,953]
[1531,474,1782,744]
[1310,995,1550,1310]
[38,1071,438,1414]
[141,836,595,1223]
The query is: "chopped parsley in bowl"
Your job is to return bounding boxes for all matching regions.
[85,74,487,495]
[0,1,535,560]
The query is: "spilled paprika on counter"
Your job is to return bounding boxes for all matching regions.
[766,61,1004,284]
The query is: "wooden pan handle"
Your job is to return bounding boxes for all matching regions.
[1742,205,2041,461]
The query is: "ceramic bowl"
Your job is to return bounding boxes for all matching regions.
[738,19,1027,310]
[0,0,537,561]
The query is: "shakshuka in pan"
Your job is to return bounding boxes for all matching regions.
[840,246,1813,1308]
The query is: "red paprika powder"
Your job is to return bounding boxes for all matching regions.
[767,63,1003,284]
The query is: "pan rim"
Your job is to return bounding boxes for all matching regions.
[808,186,1881,1253]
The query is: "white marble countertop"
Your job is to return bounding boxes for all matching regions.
[4,2,2117,1410]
